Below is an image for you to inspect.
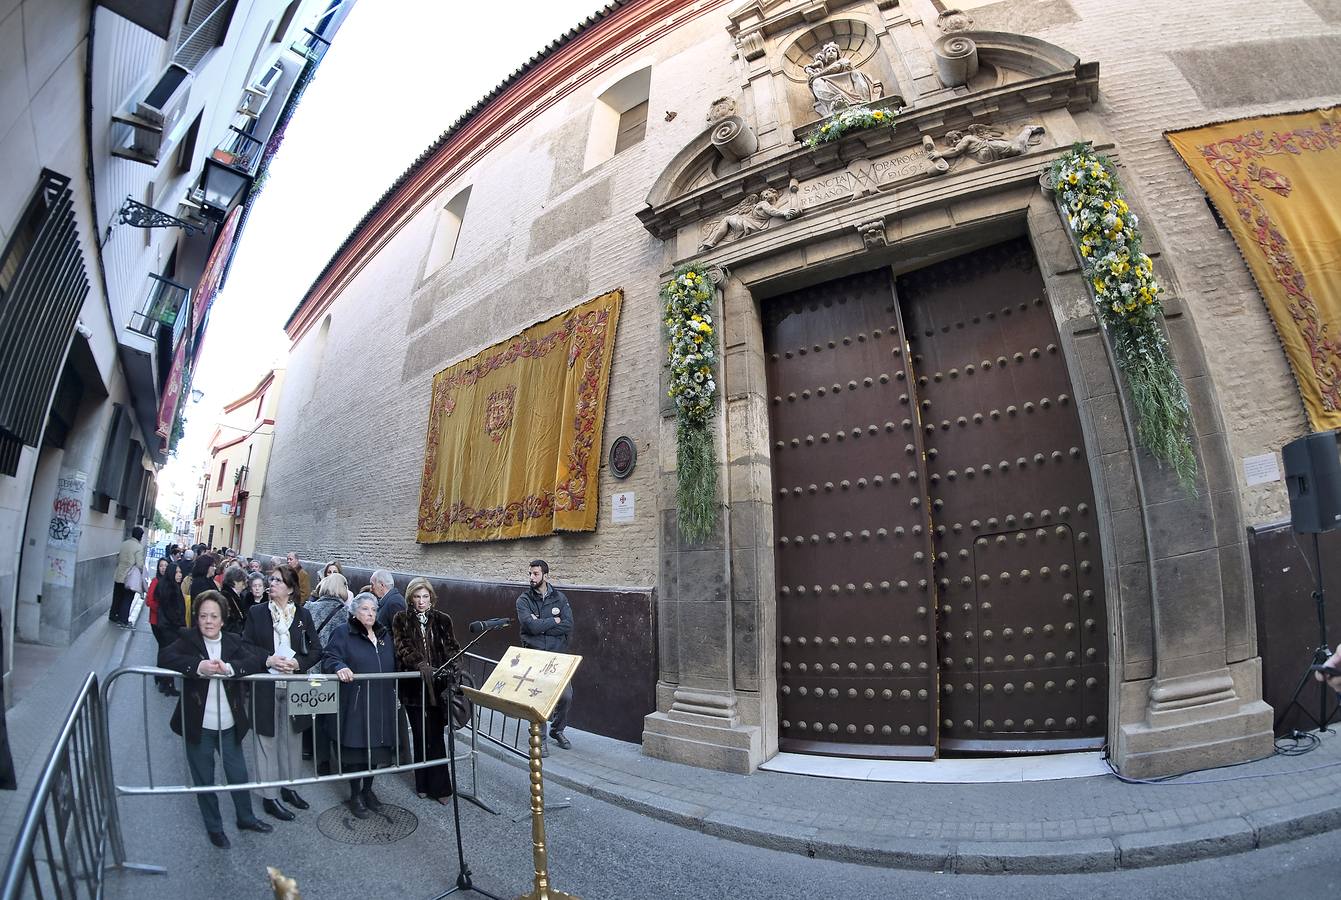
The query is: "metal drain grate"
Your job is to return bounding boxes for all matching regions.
[316,803,418,844]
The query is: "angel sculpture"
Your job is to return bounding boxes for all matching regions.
[925,123,1046,166]
[698,183,801,251]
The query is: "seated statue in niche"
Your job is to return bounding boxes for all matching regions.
[805,41,881,117]
[925,123,1046,166]
[699,182,801,251]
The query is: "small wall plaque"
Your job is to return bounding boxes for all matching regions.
[609,435,637,479]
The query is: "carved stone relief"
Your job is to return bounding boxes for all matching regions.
[922,123,1046,168]
[937,9,975,33]
[699,180,802,250]
[856,218,887,248]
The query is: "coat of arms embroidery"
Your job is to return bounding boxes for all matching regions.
[484,385,517,443]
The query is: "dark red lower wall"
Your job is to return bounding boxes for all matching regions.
[304,563,656,744]
[1249,523,1341,735]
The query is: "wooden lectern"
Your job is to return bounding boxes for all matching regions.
[462,646,582,900]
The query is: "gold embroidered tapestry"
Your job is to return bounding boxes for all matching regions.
[1167,108,1341,430]
[416,289,622,543]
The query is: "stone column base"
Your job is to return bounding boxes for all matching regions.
[642,686,764,774]
[1113,661,1275,779]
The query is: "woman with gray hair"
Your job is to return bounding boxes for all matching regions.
[322,593,396,818]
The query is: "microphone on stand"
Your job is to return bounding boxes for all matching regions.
[468,617,512,635]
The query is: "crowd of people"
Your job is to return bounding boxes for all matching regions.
[131,545,575,851]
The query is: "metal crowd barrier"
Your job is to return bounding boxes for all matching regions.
[459,652,531,759]
[2,658,530,895]
[0,673,160,900]
[101,667,491,812]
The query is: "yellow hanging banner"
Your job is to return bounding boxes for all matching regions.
[416,290,622,543]
[1167,108,1341,430]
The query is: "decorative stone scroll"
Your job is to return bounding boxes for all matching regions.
[934,32,979,87]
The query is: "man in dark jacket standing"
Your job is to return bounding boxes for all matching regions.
[371,570,406,629]
[516,559,573,756]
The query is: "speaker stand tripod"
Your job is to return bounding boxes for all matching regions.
[1273,531,1339,735]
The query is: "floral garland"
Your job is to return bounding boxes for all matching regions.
[804,105,897,149]
[662,264,719,542]
[1050,144,1197,489]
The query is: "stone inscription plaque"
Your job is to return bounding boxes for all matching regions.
[798,148,935,208]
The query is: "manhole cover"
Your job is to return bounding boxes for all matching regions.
[317,803,418,844]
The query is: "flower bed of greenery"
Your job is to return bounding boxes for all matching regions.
[1050,143,1197,489]
[803,105,897,149]
[662,264,719,542]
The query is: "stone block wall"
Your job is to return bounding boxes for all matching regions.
[972,0,1341,525]
[254,14,740,589]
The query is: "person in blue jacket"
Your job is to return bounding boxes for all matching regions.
[323,593,397,818]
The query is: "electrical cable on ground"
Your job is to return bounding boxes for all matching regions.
[1104,726,1341,785]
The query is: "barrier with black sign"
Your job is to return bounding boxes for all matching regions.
[100,667,492,812]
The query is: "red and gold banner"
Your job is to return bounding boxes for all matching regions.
[416,289,623,543]
[1168,108,1341,430]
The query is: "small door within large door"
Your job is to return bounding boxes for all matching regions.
[766,237,1109,758]
[899,237,1107,751]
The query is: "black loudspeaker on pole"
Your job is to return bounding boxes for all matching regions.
[1282,430,1341,533]
[1275,430,1341,737]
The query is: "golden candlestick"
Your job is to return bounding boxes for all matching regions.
[516,720,577,900]
[463,648,582,900]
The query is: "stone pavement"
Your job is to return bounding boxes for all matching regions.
[0,614,138,859]
[484,722,1341,874]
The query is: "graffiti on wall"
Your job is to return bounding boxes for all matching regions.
[45,470,86,588]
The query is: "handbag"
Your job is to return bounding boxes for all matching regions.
[124,564,145,594]
[447,669,475,730]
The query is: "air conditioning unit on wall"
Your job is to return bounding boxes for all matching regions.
[113,63,194,164]
[238,63,284,117]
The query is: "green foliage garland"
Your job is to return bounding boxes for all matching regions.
[1050,144,1197,489]
[803,105,897,149]
[662,264,719,542]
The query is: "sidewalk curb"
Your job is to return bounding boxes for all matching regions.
[474,739,1341,875]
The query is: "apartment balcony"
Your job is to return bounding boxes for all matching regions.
[210,121,264,177]
[116,274,190,464]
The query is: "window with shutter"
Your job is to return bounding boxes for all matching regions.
[0,171,88,477]
[614,100,648,155]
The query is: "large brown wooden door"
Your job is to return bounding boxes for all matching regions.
[900,237,1107,751]
[766,238,1108,758]
[766,269,939,758]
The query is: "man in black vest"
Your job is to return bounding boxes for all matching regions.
[516,559,573,756]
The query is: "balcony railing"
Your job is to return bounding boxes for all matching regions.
[128,274,190,339]
[290,27,331,63]
[210,122,264,176]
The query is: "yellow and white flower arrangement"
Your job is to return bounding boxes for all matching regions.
[803,106,897,150]
[662,264,719,540]
[1051,144,1196,489]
